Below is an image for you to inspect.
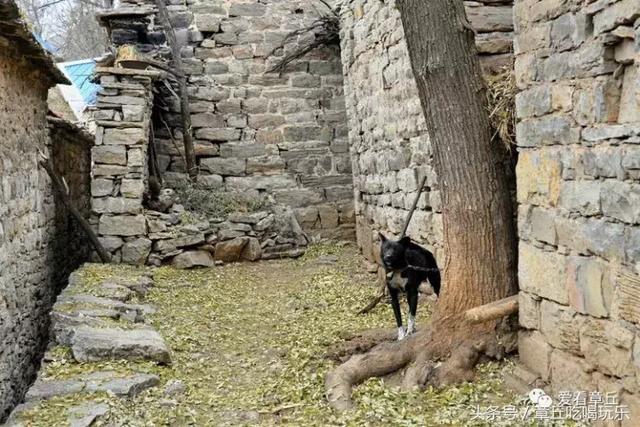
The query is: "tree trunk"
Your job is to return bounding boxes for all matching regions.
[326,0,518,410]
[399,0,517,332]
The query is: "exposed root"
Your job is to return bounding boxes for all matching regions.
[415,340,484,389]
[325,336,419,411]
[326,328,396,362]
[326,321,513,412]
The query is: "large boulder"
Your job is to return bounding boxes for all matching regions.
[214,237,249,262]
[171,250,215,269]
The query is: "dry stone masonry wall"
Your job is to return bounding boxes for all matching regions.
[338,0,514,267]
[0,5,92,419]
[90,68,312,266]
[0,43,55,421]
[514,0,640,417]
[98,0,355,241]
[91,67,159,264]
[48,118,95,286]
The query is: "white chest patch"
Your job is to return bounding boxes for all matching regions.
[387,271,408,291]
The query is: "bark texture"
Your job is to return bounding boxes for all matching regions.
[399,0,518,330]
[326,0,518,410]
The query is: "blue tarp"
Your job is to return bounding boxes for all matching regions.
[33,32,58,54]
[59,60,100,106]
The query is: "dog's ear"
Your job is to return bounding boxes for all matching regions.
[378,232,387,242]
[399,236,411,246]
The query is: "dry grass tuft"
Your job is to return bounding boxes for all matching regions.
[485,65,516,150]
[172,181,270,219]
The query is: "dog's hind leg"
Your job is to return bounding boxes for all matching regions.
[406,283,419,335]
[387,283,405,340]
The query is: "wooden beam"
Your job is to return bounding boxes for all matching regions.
[39,159,112,263]
[464,295,518,324]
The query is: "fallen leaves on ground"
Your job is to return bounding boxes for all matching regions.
[19,243,533,426]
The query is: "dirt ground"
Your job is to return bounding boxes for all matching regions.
[20,243,526,426]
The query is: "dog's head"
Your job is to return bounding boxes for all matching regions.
[379,233,410,271]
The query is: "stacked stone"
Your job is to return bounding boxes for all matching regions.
[0,4,84,419]
[97,0,355,241]
[91,67,161,264]
[48,117,95,287]
[5,267,172,425]
[514,0,640,418]
[338,0,514,267]
[146,208,308,268]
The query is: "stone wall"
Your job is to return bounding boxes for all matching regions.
[90,67,311,265]
[98,0,354,240]
[514,0,640,419]
[339,0,514,266]
[0,42,53,421]
[91,67,158,264]
[0,25,91,419]
[48,117,95,287]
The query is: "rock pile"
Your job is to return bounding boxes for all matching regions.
[89,66,312,266]
[146,205,308,268]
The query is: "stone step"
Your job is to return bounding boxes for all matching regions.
[6,400,110,427]
[70,326,171,364]
[67,402,110,427]
[25,371,160,402]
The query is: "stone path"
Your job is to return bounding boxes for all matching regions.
[5,268,169,426]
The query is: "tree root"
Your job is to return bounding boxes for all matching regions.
[325,325,509,411]
[326,328,397,362]
[325,336,419,411]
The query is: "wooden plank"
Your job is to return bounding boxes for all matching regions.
[464,295,519,324]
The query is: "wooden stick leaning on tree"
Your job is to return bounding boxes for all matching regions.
[38,155,112,263]
[358,175,429,315]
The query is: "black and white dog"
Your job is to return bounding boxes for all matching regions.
[379,233,440,340]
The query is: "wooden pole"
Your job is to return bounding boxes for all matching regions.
[155,0,198,181]
[464,295,518,324]
[400,175,428,238]
[39,159,112,263]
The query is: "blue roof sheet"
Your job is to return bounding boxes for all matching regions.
[60,60,100,105]
[33,33,59,54]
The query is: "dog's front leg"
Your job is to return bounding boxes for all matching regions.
[387,283,405,340]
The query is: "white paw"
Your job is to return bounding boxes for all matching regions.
[397,327,406,341]
[407,315,416,335]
